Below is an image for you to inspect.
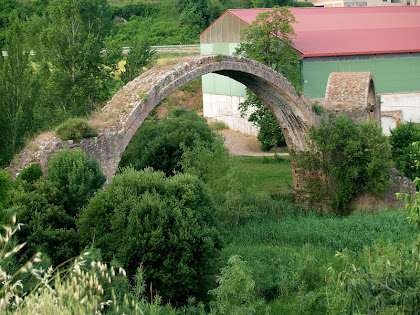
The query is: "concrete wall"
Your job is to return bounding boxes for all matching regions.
[203,93,259,135]
[381,91,420,134]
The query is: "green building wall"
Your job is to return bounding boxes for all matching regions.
[303,56,420,98]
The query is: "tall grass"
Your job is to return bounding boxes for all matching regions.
[221,197,416,312]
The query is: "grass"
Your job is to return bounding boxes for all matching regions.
[230,155,293,195]
[221,155,417,313]
[221,206,416,313]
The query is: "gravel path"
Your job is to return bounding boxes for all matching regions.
[217,129,289,157]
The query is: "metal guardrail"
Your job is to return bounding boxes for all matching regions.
[2,44,201,56]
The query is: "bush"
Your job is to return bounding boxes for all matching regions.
[0,170,12,221]
[78,168,223,303]
[390,122,420,181]
[47,148,105,216]
[209,255,257,314]
[296,115,392,214]
[17,163,43,183]
[119,109,217,176]
[55,118,98,141]
[10,179,80,266]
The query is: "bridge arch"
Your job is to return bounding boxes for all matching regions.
[102,55,318,156]
[8,55,380,191]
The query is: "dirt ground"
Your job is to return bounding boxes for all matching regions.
[217,129,288,157]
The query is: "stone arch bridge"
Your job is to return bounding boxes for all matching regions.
[7,55,379,189]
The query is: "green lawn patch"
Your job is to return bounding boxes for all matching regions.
[230,155,293,196]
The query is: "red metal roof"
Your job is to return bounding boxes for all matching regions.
[200,7,420,58]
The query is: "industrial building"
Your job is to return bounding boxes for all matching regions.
[200,7,420,134]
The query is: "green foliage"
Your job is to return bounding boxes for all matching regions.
[0,11,37,167]
[47,148,105,216]
[55,118,98,141]
[27,0,116,116]
[174,0,221,36]
[223,206,416,311]
[0,0,15,48]
[78,168,223,303]
[296,115,392,214]
[111,2,158,20]
[0,170,12,217]
[390,122,420,181]
[121,37,156,84]
[119,109,216,176]
[311,101,325,116]
[209,255,257,314]
[179,136,230,184]
[292,1,315,7]
[10,178,81,266]
[235,6,301,91]
[108,2,200,46]
[239,89,286,151]
[17,163,43,183]
[327,191,420,315]
[327,245,419,314]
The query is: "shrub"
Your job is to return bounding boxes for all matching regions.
[390,122,420,181]
[78,168,223,303]
[10,179,80,266]
[0,170,12,214]
[311,101,325,116]
[55,118,97,141]
[296,115,392,214]
[17,163,43,183]
[208,120,228,131]
[47,148,105,216]
[209,255,257,314]
[119,109,216,176]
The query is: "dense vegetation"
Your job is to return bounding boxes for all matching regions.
[0,110,418,313]
[296,115,392,215]
[390,121,420,181]
[0,2,418,314]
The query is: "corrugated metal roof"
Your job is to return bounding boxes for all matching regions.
[200,7,420,58]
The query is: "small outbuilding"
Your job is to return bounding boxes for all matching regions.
[200,6,420,134]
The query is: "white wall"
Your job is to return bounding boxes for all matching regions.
[203,93,259,136]
[381,92,420,121]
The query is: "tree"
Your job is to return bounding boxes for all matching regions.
[235,7,301,150]
[78,168,223,303]
[47,148,106,217]
[210,255,257,314]
[0,11,37,167]
[121,37,156,84]
[296,115,392,214]
[236,6,300,89]
[27,0,115,116]
[119,109,216,176]
[11,178,81,266]
[0,0,15,48]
